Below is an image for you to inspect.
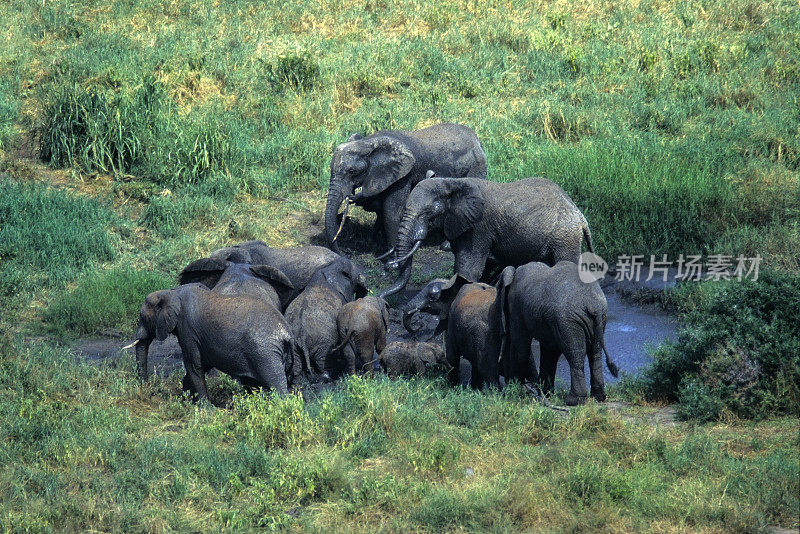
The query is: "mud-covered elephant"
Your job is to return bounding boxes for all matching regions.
[284,258,369,381]
[379,341,448,378]
[205,240,341,304]
[381,176,595,297]
[325,123,487,254]
[335,296,389,374]
[133,284,295,400]
[178,258,295,311]
[500,262,619,405]
[402,272,512,389]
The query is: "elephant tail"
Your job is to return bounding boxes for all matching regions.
[582,225,595,254]
[331,330,354,354]
[592,311,619,377]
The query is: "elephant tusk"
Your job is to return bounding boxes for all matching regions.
[374,246,396,261]
[387,241,421,269]
[122,339,139,350]
[332,198,354,243]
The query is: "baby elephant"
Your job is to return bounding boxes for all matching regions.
[335,296,389,374]
[380,341,448,378]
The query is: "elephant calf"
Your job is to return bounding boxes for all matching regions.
[284,258,368,381]
[335,296,389,374]
[379,341,448,378]
[501,262,619,405]
[403,273,512,389]
[133,284,295,401]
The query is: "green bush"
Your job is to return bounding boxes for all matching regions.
[0,178,116,294]
[265,51,320,92]
[44,267,173,336]
[639,271,800,420]
[39,78,241,187]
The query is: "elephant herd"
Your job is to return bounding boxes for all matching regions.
[133,122,619,406]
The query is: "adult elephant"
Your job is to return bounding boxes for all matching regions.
[500,262,619,405]
[325,123,487,254]
[132,284,295,400]
[204,240,341,304]
[380,176,595,298]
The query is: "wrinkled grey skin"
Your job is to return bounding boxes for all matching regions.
[335,296,390,375]
[403,273,513,389]
[134,284,295,400]
[178,258,295,311]
[500,262,619,406]
[207,240,341,304]
[325,123,487,254]
[284,258,369,381]
[379,341,448,378]
[381,176,594,298]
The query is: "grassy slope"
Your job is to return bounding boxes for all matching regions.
[0,0,798,531]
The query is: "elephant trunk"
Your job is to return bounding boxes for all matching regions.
[325,179,350,253]
[379,211,422,298]
[134,322,153,380]
[402,309,421,333]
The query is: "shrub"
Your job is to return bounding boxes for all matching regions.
[44,267,173,336]
[639,270,800,420]
[39,78,241,186]
[265,52,320,92]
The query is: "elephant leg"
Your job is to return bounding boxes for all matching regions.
[445,336,461,387]
[252,348,289,395]
[563,344,589,406]
[342,342,357,375]
[589,346,606,402]
[538,345,560,396]
[380,188,407,249]
[508,317,536,384]
[453,242,490,282]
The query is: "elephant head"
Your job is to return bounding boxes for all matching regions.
[315,257,369,301]
[178,258,295,310]
[134,289,182,380]
[402,274,472,335]
[326,133,416,252]
[380,177,485,298]
[417,343,449,369]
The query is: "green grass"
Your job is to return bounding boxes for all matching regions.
[0,177,118,297]
[43,267,174,337]
[0,338,797,532]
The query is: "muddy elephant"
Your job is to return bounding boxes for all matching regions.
[379,341,448,378]
[284,257,369,381]
[133,284,295,400]
[178,258,295,311]
[335,296,389,374]
[325,123,487,254]
[206,240,342,304]
[381,176,595,298]
[501,262,619,405]
[403,272,513,389]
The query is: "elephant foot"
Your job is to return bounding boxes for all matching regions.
[440,240,452,252]
[591,389,607,402]
[565,393,588,406]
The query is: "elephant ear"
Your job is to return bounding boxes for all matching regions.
[360,136,415,198]
[444,180,485,240]
[496,266,516,365]
[178,258,229,288]
[155,291,180,341]
[347,133,363,142]
[249,265,295,308]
